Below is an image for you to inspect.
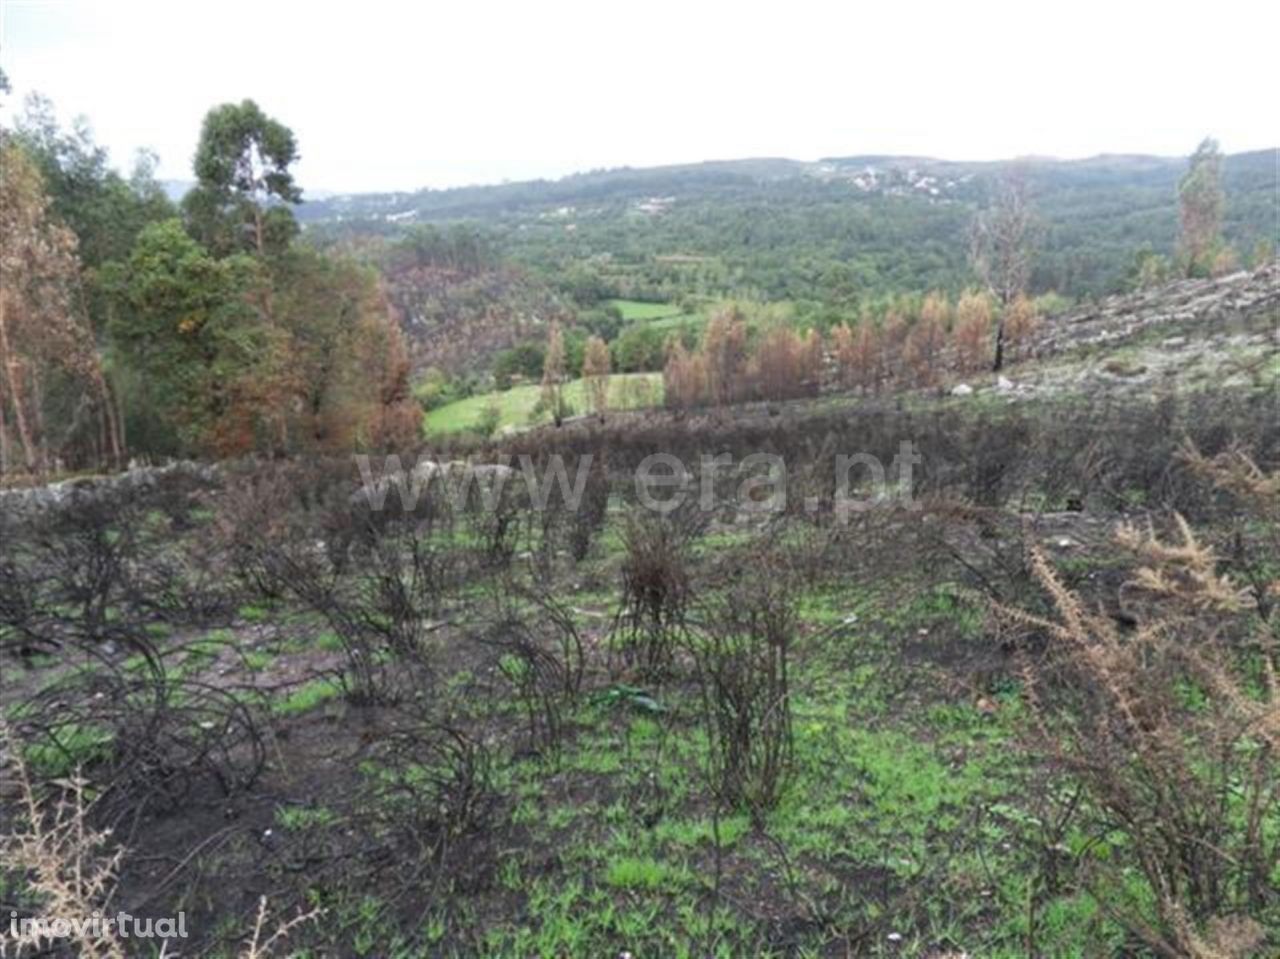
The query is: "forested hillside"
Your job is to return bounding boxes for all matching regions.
[302,150,1277,304]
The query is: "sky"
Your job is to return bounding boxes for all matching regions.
[2,0,1276,194]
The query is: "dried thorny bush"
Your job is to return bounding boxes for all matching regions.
[991,497,1278,955]
[0,723,125,959]
[1179,441,1280,624]
[1,719,319,958]
[238,896,324,959]
[689,550,797,822]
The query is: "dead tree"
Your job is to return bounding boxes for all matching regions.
[969,168,1039,372]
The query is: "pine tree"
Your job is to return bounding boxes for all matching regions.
[952,291,993,374]
[582,335,611,417]
[541,320,568,426]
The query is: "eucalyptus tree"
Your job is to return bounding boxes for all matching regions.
[183,100,302,257]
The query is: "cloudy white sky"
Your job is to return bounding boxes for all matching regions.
[2,0,1276,194]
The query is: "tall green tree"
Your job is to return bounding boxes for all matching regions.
[1178,137,1225,276]
[103,220,261,454]
[183,100,302,257]
[14,95,175,271]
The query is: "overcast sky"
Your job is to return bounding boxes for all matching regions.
[2,0,1276,194]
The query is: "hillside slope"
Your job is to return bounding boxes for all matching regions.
[301,151,1277,302]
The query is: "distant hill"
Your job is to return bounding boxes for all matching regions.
[297,150,1277,302]
[297,151,1276,225]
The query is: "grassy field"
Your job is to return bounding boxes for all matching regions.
[424,372,663,435]
[610,298,706,337]
[608,299,686,322]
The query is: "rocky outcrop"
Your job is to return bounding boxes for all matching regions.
[350,459,517,508]
[1036,264,1279,355]
[0,461,219,516]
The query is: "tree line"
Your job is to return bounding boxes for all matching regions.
[0,85,418,477]
[0,62,1260,471]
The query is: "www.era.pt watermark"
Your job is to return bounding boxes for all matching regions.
[354,442,922,521]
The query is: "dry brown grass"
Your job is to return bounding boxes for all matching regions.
[237,895,323,959]
[0,721,125,959]
[990,455,1279,957]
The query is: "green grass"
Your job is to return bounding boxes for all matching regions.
[646,311,705,332]
[243,650,274,672]
[608,298,705,334]
[238,603,274,624]
[276,804,339,831]
[603,856,689,891]
[653,814,751,849]
[314,630,345,652]
[272,678,343,717]
[424,372,662,436]
[24,722,115,778]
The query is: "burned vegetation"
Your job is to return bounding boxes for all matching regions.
[2,387,1277,957]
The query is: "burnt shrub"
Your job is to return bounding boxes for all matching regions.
[355,715,497,872]
[688,549,797,822]
[469,575,586,756]
[216,461,463,704]
[9,633,266,822]
[611,503,705,679]
[567,454,611,562]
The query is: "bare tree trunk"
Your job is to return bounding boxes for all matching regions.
[114,377,128,466]
[95,371,122,468]
[31,362,48,474]
[971,167,1036,374]
[0,387,10,475]
[0,297,39,473]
